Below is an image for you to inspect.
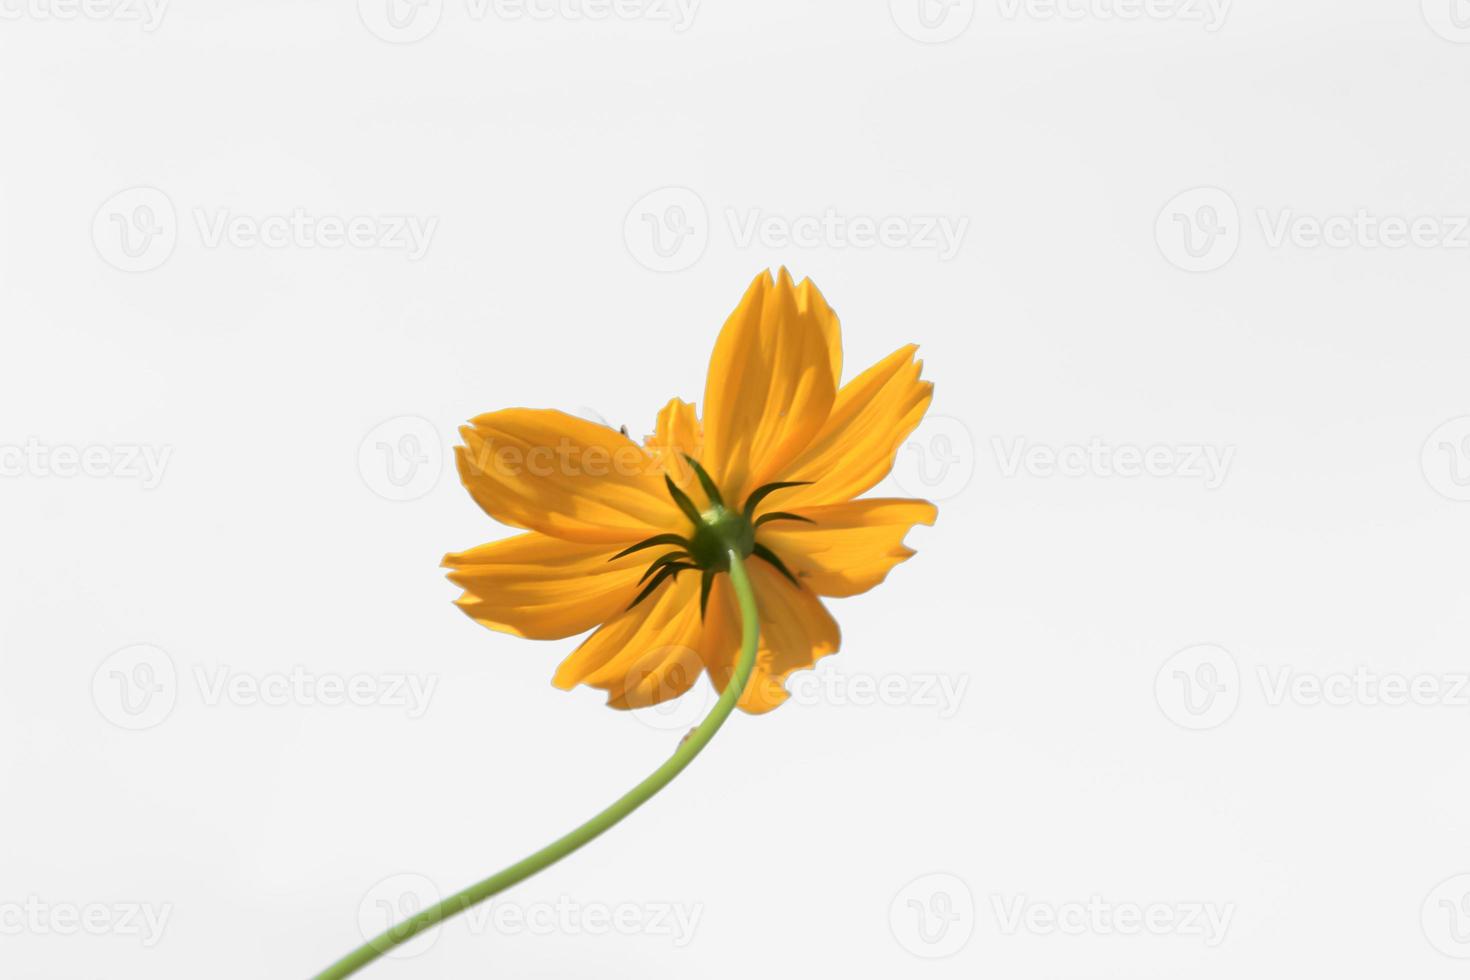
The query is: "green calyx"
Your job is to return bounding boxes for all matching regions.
[610,455,814,616]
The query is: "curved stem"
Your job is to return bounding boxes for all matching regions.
[310,551,761,979]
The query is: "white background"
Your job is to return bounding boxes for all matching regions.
[4,1,1470,977]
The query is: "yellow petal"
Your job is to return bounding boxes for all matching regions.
[776,345,932,509]
[702,270,837,506]
[643,396,703,492]
[699,562,841,714]
[759,498,937,598]
[443,532,646,640]
[455,408,678,544]
[552,572,704,708]
[796,276,842,392]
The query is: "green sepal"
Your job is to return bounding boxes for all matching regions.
[753,511,814,529]
[682,454,724,508]
[627,561,696,610]
[752,542,800,587]
[609,533,691,562]
[638,551,693,585]
[699,568,715,620]
[664,474,705,528]
[742,480,812,521]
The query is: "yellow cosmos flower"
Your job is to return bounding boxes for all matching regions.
[313,270,939,978]
[442,269,936,714]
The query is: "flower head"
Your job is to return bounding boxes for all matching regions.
[443,269,935,713]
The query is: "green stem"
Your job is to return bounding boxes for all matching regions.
[310,550,761,980]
